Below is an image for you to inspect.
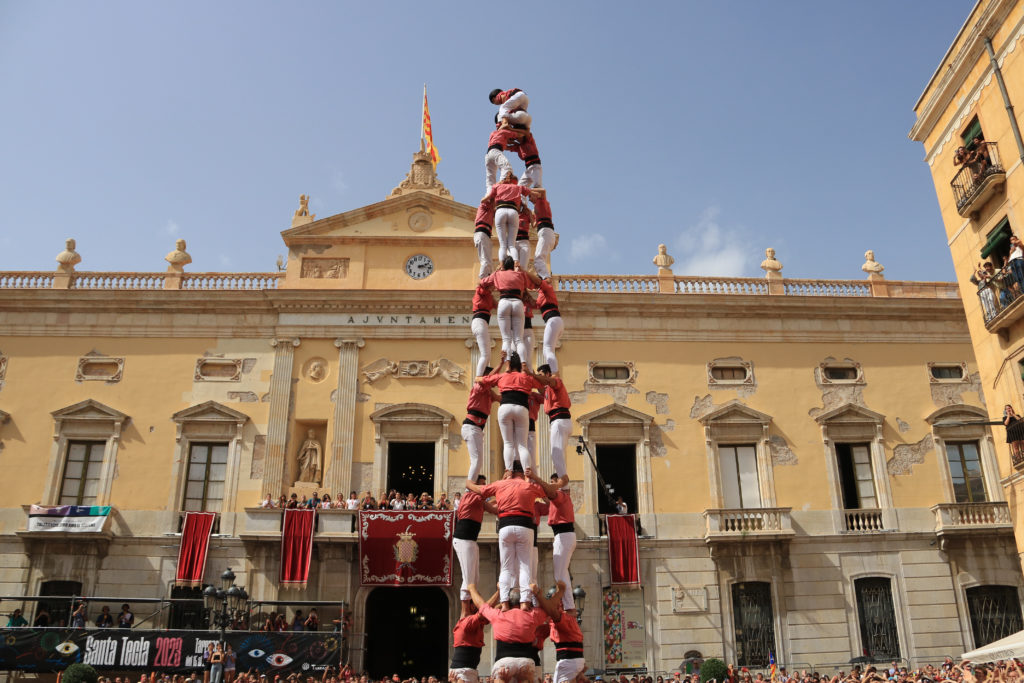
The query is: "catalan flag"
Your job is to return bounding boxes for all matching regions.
[422,85,441,167]
[769,651,777,682]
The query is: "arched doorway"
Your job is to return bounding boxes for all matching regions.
[364,586,449,678]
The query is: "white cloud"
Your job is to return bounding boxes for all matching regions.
[672,206,754,277]
[569,233,609,263]
[164,219,180,236]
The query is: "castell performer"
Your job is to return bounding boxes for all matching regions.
[486,127,527,192]
[545,473,577,610]
[489,87,531,130]
[454,474,498,607]
[463,359,502,481]
[516,132,542,189]
[474,195,495,278]
[480,259,531,364]
[536,279,563,372]
[482,174,535,266]
[449,589,500,683]
[470,283,497,378]
[514,203,533,273]
[532,188,556,280]
[532,581,586,683]
[468,583,548,683]
[522,293,536,371]
[538,364,571,485]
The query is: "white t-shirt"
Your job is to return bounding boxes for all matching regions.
[260,499,274,508]
[346,498,359,510]
[1010,245,1023,262]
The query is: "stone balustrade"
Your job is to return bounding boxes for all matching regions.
[842,508,886,532]
[0,272,55,288]
[70,272,167,289]
[932,501,1012,531]
[676,276,769,295]
[703,507,794,540]
[556,275,660,293]
[0,271,284,290]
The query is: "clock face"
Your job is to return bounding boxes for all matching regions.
[405,254,434,280]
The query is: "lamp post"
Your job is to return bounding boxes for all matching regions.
[572,585,586,626]
[203,568,248,645]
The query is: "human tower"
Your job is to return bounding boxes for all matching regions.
[449,88,585,683]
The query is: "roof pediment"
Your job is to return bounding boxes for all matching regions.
[577,403,654,426]
[172,400,249,424]
[281,191,475,244]
[926,404,990,426]
[814,402,885,425]
[699,400,773,426]
[370,402,455,425]
[51,399,128,423]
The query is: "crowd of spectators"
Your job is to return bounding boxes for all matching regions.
[259,490,458,512]
[954,136,994,183]
[5,602,134,629]
[970,234,1024,320]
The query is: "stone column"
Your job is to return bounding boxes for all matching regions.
[326,338,365,497]
[536,414,553,480]
[466,337,492,481]
[262,338,300,498]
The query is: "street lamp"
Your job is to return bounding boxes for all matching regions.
[203,568,247,644]
[572,586,586,625]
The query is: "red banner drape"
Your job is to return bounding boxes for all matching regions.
[607,514,640,586]
[358,510,453,586]
[175,512,216,587]
[280,509,316,588]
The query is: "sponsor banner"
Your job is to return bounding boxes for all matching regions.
[27,506,111,533]
[358,510,453,586]
[0,629,341,674]
[602,587,647,675]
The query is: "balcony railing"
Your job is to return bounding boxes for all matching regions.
[932,501,1012,531]
[976,266,1024,326]
[177,511,220,535]
[843,508,885,532]
[952,142,1005,217]
[703,507,794,541]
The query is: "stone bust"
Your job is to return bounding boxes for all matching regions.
[653,244,675,274]
[296,429,323,484]
[760,247,783,275]
[56,238,82,273]
[862,250,885,275]
[165,239,192,273]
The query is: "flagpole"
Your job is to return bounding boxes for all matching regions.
[421,83,426,145]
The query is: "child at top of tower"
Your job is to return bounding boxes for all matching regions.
[489,87,531,130]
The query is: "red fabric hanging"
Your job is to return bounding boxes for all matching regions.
[175,512,216,587]
[280,509,316,588]
[607,514,640,586]
[358,510,454,586]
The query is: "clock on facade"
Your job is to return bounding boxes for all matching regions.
[404,254,434,280]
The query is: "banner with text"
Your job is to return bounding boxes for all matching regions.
[0,629,340,674]
[602,587,647,675]
[27,506,111,533]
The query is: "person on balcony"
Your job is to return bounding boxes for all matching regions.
[1007,236,1024,294]
[1004,405,1024,465]
[972,262,999,319]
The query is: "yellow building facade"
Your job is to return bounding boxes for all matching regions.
[910,0,1024,562]
[0,149,1021,675]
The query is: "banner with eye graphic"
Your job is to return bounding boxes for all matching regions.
[0,629,341,674]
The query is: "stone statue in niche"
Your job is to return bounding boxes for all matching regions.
[308,359,326,382]
[296,429,323,484]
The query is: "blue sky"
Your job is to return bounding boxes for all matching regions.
[0,1,973,281]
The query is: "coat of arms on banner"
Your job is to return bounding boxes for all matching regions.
[358,510,453,586]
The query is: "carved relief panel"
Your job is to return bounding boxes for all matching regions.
[301,258,349,279]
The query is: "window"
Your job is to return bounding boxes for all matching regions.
[981,218,1012,267]
[929,363,967,381]
[824,366,858,381]
[712,366,746,381]
[855,577,901,660]
[967,585,1023,648]
[183,443,228,512]
[387,442,435,497]
[590,363,632,382]
[596,444,637,516]
[168,585,209,630]
[836,443,877,509]
[944,442,987,503]
[962,117,984,149]
[732,582,776,667]
[708,360,754,386]
[59,441,105,505]
[719,445,761,508]
[39,580,82,628]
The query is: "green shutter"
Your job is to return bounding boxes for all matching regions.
[980,218,1012,259]
[962,118,983,147]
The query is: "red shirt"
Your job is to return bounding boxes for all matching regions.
[534,197,553,227]
[528,391,543,421]
[475,199,494,230]
[533,497,549,526]
[465,382,495,427]
[478,604,548,643]
[453,611,488,648]
[543,378,571,415]
[494,88,522,105]
[550,613,583,644]
[547,489,574,526]
[478,477,545,518]
[516,134,540,166]
[478,371,543,395]
[537,280,559,312]
[472,284,496,314]
[456,489,486,524]
[491,183,530,209]
[517,207,532,241]
[532,617,550,649]
[487,129,521,151]
[480,269,529,294]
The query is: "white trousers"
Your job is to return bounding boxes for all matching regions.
[527,428,536,469]
[449,668,480,683]
[453,537,479,603]
[492,657,535,683]
[530,544,539,600]
[542,315,564,372]
[515,239,531,270]
[549,417,572,478]
[471,317,491,377]
[462,421,484,483]
[474,231,493,278]
[498,91,530,119]
[553,657,585,683]
[534,227,556,279]
[496,298,526,359]
[522,327,534,370]
[498,404,531,472]
[486,150,513,191]
[498,524,534,604]
[519,163,542,189]
[552,531,577,610]
[495,208,520,263]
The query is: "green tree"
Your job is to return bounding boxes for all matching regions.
[700,658,729,683]
[62,663,99,683]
